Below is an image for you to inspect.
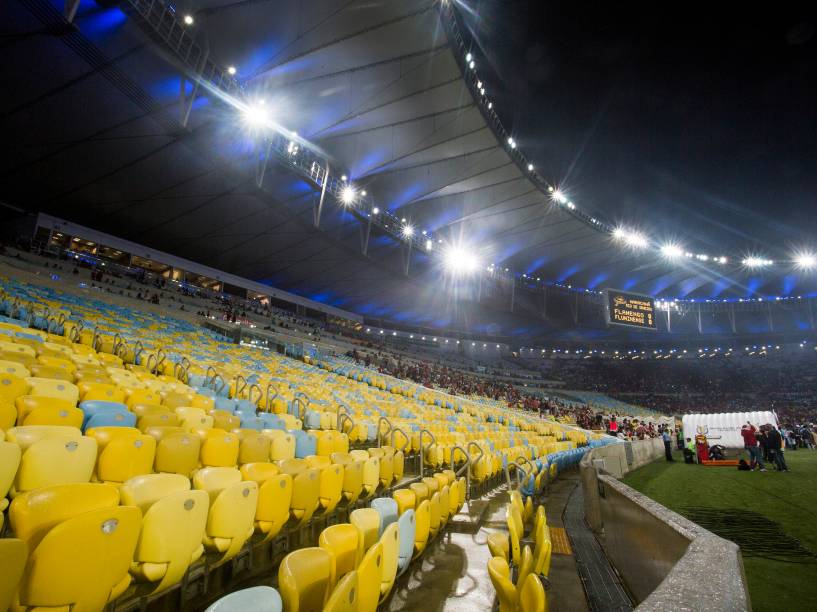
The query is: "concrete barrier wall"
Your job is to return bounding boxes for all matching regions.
[580,444,751,611]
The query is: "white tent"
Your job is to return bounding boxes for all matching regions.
[682,411,778,448]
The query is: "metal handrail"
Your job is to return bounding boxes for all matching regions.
[466,441,484,484]
[205,365,218,387]
[377,416,393,449]
[419,429,437,478]
[145,353,158,374]
[504,460,526,490]
[248,383,262,407]
[336,403,350,431]
[265,383,280,412]
[338,412,355,436]
[211,373,226,396]
[450,444,471,499]
[233,374,247,398]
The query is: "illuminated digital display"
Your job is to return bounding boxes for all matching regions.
[605,289,657,330]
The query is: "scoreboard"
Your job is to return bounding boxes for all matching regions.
[604,289,657,330]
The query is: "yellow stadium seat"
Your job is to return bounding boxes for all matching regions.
[356,541,382,612]
[16,504,140,611]
[324,570,358,612]
[29,363,75,382]
[409,482,429,505]
[508,505,523,565]
[191,393,215,411]
[319,523,363,577]
[164,391,195,409]
[350,508,381,552]
[448,480,460,518]
[199,430,240,468]
[193,467,258,564]
[267,430,296,462]
[1,399,17,431]
[278,547,336,612]
[533,523,552,577]
[361,457,380,500]
[349,449,369,462]
[25,377,79,404]
[439,485,451,527]
[86,426,156,484]
[288,468,320,529]
[22,404,83,428]
[519,573,547,612]
[0,372,29,402]
[488,532,509,561]
[412,500,431,559]
[488,556,517,612]
[0,440,22,529]
[137,410,180,431]
[378,522,400,603]
[8,426,96,495]
[149,429,201,477]
[377,451,394,487]
[393,488,416,516]
[393,450,404,483]
[428,492,441,540]
[337,459,363,505]
[237,432,271,464]
[0,538,27,612]
[422,476,439,495]
[175,407,213,430]
[245,469,292,542]
[211,409,241,432]
[316,463,344,515]
[126,389,162,408]
[518,544,534,595]
[15,395,74,423]
[79,382,125,403]
[0,341,36,367]
[120,473,209,593]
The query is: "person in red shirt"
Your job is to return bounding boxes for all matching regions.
[741,424,766,471]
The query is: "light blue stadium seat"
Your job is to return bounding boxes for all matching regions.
[396,509,416,576]
[304,410,321,430]
[235,399,255,412]
[205,586,282,612]
[79,400,130,429]
[293,431,316,458]
[371,497,398,536]
[240,417,266,431]
[259,413,284,429]
[214,397,238,412]
[84,409,137,431]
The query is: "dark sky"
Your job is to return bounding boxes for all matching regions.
[458,1,817,257]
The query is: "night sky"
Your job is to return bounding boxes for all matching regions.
[457,1,817,257]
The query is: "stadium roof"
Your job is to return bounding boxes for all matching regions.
[2,0,816,332]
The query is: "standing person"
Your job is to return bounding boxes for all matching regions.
[741,423,766,472]
[684,438,697,463]
[766,425,789,472]
[608,415,618,437]
[662,428,674,462]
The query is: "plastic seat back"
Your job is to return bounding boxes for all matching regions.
[317,463,344,514]
[357,541,382,612]
[396,509,416,576]
[205,586,283,612]
[350,508,381,552]
[17,505,141,612]
[428,492,441,539]
[84,408,136,431]
[200,431,240,468]
[87,426,156,484]
[153,431,201,476]
[294,431,317,458]
[324,570,358,612]
[80,383,126,403]
[253,473,293,541]
[13,430,96,495]
[371,497,398,536]
[340,459,364,504]
[319,523,363,577]
[0,372,29,403]
[409,482,429,505]
[278,547,336,612]
[194,467,258,563]
[361,457,380,499]
[25,377,79,404]
[439,485,450,526]
[268,431,296,461]
[289,468,320,528]
[238,433,271,464]
[393,488,416,516]
[519,573,547,612]
[23,405,84,428]
[392,450,404,482]
[488,556,518,612]
[121,473,209,593]
[378,522,400,602]
[413,499,430,559]
[0,538,26,612]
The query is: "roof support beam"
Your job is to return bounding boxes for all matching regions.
[64,0,80,23]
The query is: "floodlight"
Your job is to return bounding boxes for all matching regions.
[660,244,683,258]
[443,246,480,274]
[340,186,356,205]
[242,105,268,127]
[227,66,237,75]
[183,14,194,25]
[401,224,414,238]
[372,207,379,215]
[794,252,817,270]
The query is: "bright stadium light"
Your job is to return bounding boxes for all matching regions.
[242,104,268,127]
[660,243,684,259]
[625,231,648,248]
[340,185,356,205]
[227,66,237,75]
[443,246,480,274]
[183,14,194,25]
[372,207,379,215]
[794,252,817,270]
[527,163,534,171]
[742,257,773,268]
[552,190,568,204]
[425,239,433,251]
[401,224,414,238]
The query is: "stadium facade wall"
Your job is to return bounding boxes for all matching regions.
[580,445,751,610]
